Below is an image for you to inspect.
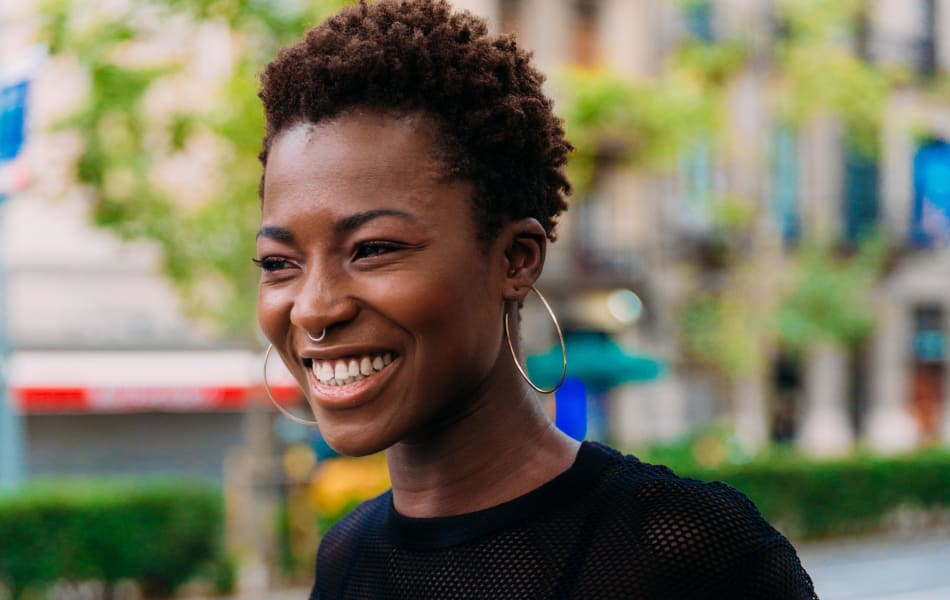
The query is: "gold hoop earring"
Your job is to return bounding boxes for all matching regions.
[263,344,319,426]
[504,285,567,394]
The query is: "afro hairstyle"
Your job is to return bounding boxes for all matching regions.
[258,0,572,241]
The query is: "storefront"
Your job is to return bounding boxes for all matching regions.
[9,350,299,481]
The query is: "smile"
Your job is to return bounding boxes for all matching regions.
[310,352,395,386]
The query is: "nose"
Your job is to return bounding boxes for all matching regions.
[289,265,358,339]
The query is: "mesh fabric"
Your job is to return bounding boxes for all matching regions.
[312,442,818,599]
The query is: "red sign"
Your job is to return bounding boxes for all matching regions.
[14,385,301,414]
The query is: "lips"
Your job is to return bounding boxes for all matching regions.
[310,352,394,386]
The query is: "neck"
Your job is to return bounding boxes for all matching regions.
[385,379,579,518]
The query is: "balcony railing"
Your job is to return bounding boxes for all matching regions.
[866,32,936,78]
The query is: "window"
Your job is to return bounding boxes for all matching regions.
[678,139,715,234]
[913,305,945,362]
[572,0,600,66]
[842,144,879,243]
[498,0,522,38]
[683,0,715,43]
[921,0,937,77]
[910,304,945,439]
[769,126,800,245]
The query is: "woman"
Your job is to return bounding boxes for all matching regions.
[255,1,817,598]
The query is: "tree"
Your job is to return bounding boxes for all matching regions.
[558,0,894,449]
[39,0,353,340]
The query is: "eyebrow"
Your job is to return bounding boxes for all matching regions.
[256,225,294,241]
[334,209,418,234]
[256,209,418,241]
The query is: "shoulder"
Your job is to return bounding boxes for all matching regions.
[593,443,781,552]
[586,443,816,597]
[590,442,771,532]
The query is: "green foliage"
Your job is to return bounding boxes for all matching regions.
[640,433,950,539]
[678,288,775,376]
[557,36,748,195]
[0,479,225,598]
[773,0,888,154]
[776,42,888,155]
[680,234,885,376]
[38,0,354,338]
[777,0,864,42]
[778,235,888,351]
[557,61,725,195]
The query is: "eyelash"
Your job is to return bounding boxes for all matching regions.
[252,242,401,272]
[353,242,400,260]
[252,257,292,272]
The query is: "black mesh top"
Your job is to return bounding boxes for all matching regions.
[311,442,818,599]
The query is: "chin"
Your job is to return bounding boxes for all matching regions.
[320,426,395,458]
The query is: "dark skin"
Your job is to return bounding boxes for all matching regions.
[257,109,578,518]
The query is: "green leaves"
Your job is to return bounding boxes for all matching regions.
[40,0,357,339]
[555,34,754,202]
[679,234,888,376]
[0,480,224,597]
[557,2,897,378]
[778,234,888,351]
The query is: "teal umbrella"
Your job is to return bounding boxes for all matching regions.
[526,330,665,392]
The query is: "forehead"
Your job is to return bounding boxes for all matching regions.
[261,110,475,230]
[265,111,448,195]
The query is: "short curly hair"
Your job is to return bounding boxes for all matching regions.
[258,0,572,241]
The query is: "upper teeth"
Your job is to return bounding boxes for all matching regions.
[313,353,393,386]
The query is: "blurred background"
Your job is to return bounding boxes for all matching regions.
[2,0,950,598]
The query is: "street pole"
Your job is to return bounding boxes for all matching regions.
[0,64,39,491]
[0,198,22,490]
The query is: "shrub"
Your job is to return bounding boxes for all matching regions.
[639,439,950,539]
[0,479,225,598]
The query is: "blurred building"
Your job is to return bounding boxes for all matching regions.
[3,186,303,481]
[454,0,950,454]
[0,0,300,482]
[6,0,950,476]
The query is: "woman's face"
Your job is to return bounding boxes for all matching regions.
[257,111,508,456]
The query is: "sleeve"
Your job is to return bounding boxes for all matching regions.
[628,470,819,599]
[713,532,818,599]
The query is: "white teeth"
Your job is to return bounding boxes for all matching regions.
[312,353,396,386]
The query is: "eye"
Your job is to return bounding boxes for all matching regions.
[353,242,400,260]
[252,256,294,272]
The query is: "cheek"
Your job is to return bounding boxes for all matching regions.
[390,269,500,356]
[257,285,292,343]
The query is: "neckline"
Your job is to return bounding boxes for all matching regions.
[384,440,613,549]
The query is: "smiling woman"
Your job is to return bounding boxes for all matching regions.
[253,1,817,599]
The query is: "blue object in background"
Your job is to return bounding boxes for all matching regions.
[911,140,950,247]
[0,81,29,161]
[555,376,588,442]
[310,429,341,461]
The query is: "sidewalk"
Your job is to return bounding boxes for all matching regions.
[799,533,950,600]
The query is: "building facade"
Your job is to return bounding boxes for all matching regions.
[455,0,950,454]
[7,0,950,469]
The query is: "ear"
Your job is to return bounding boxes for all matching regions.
[498,218,547,303]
